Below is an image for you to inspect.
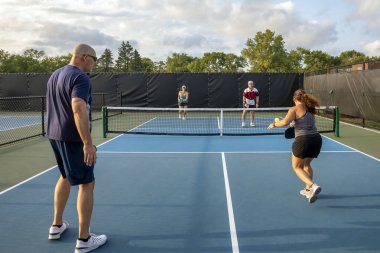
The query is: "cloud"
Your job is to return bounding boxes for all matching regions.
[30,22,123,56]
[218,1,338,50]
[285,21,338,49]
[364,40,380,56]
[0,0,340,59]
[346,0,380,35]
[348,0,380,17]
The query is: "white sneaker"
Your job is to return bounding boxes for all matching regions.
[306,184,322,203]
[250,123,255,127]
[241,122,245,127]
[182,116,185,120]
[300,187,321,197]
[179,115,181,119]
[48,221,69,240]
[299,188,309,197]
[75,233,107,253]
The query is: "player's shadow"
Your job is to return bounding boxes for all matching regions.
[236,226,380,252]
[318,193,380,209]
[318,193,380,200]
[59,226,380,253]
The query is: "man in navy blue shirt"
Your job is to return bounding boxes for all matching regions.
[46,44,106,253]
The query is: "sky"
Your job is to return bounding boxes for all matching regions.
[0,0,379,60]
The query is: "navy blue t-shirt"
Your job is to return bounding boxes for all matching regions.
[46,65,92,142]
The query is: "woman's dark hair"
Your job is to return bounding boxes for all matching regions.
[293,89,319,114]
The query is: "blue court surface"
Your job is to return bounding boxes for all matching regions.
[0,115,43,131]
[1,134,380,253]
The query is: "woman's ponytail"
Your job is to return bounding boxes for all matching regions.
[303,93,319,114]
[293,89,319,114]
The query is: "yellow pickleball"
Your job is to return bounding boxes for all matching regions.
[275,118,280,123]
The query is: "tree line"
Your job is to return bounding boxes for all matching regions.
[0,29,379,73]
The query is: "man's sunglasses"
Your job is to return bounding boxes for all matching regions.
[84,54,97,62]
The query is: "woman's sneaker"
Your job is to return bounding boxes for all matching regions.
[306,184,322,203]
[75,233,107,253]
[299,188,309,197]
[48,221,69,240]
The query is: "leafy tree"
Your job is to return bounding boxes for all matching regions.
[96,48,114,72]
[241,29,289,72]
[302,50,340,72]
[41,54,72,72]
[287,47,309,72]
[115,41,134,72]
[201,52,246,72]
[12,49,46,72]
[339,50,368,65]
[0,49,46,73]
[0,49,11,72]
[165,53,194,72]
[369,56,380,61]
[187,58,204,72]
[141,57,154,72]
[131,49,143,72]
[153,61,166,72]
[186,52,246,72]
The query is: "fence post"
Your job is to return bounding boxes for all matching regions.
[220,109,224,136]
[335,106,340,137]
[41,97,45,136]
[102,106,107,138]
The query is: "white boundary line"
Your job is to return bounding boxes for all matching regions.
[0,165,57,196]
[0,115,41,119]
[322,135,380,162]
[0,133,124,196]
[0,122,42,131]
[97,150,357,154]
[129,117,157,132]
[221,152,239,253]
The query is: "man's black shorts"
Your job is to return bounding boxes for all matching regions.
[49,139,95,185]
[292,133,322,159]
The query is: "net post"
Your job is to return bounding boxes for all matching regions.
[335,106,340,137]
[102,106,107,138]
[41,97,45,136]
[220,109,224,136]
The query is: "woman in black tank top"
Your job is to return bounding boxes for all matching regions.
[267,89,322,204]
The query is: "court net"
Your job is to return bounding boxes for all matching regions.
[102,106,338,137]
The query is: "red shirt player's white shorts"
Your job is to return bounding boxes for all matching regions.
[243,88,259,106]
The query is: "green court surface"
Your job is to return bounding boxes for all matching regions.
[0,121,116,192]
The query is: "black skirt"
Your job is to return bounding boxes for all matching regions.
[292,133,322,159]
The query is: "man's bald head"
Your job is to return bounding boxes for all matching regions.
[72,43,96,56]
[69,43,97,72]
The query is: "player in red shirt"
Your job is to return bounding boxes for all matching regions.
[242,81,259,127]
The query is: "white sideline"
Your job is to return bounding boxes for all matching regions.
[0,134,124,196]
[322,135,380,162]
[221,152,239,253]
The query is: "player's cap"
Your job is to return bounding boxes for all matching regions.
[181,85,187,88]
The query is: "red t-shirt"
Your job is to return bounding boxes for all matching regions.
[243,87,259,105]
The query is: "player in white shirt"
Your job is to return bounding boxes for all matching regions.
[242,81,259,127]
